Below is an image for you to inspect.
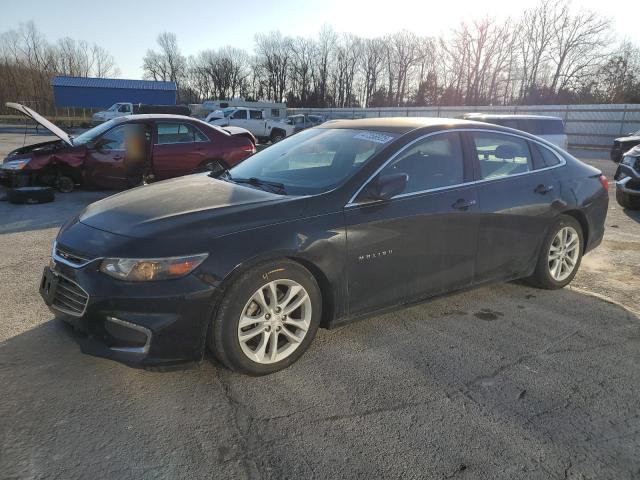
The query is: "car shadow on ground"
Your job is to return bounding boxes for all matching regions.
[622,207,640,224]
[1,283,639,479]
[0,188,111,234]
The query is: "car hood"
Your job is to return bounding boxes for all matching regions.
[6,102,73,146]
[79,174,307,239]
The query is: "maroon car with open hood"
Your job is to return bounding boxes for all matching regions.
[1,103,256,192]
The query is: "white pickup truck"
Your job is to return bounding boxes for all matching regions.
[92,103,191,123]
[205,107,294,143]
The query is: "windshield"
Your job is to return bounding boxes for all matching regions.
[223,108,236,118]
[227,128,398,195]
[72,119,118,145]
[106,104,120,112]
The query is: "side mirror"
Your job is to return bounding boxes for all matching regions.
[363,173,408,201]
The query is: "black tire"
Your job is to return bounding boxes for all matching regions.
[56,175,75,193]
[197,160,225,176]
[270,130,286,143]
[209,259,322,376]
[616,188,640,210]
[7,186,55,204]
[526,215,583,290]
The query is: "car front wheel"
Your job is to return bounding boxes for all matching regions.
[527,215,583,289]
[209,260,321,375]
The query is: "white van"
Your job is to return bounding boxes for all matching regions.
[463,114,568,150]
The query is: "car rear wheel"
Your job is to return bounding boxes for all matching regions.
[270,130,285,143]
[616,188,640,210]
[208,260,321,375]
[527,215,583,290]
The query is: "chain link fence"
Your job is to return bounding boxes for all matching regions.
[0,101,99,128]
[289,104,640,149]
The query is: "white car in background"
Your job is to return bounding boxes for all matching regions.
[463,114,569,150]
[206,107,294,143]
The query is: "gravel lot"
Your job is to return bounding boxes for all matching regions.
[1,133,639,480]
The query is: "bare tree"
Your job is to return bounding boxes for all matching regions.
[0,21,118,113]
[143,32,186,97]
[254,32,292,102]
[548,1,611,93]
[361,38,385,107]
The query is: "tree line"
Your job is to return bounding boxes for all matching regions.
[145,0,640,107]
[0,21,118,113]
[1,0,639,117]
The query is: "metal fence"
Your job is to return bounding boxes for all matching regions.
[0,101,99,127]
[288,104,640,149]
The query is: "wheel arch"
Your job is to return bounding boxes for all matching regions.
[285,255,335,329]
[270,128,286,139]
[211,252,336,330]
[560,209,589,251]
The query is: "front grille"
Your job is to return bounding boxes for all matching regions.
[52,276,89,316]
[55,244,91,267]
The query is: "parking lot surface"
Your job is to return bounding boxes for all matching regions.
[1,133,639,479]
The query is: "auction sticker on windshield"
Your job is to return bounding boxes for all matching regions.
[353,132,395,144]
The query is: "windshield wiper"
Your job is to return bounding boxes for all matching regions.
[232,177,286,194]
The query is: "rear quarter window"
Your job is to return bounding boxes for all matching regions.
[517,119,565,135]
[530,142,562,168]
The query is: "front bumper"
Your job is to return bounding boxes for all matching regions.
[40,252,218,367]
[0,168,30,187]
[614,161,640,197]
[610,146,623,163]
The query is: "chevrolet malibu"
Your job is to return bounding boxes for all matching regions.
[40,118,609,375]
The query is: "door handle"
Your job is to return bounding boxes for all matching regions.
[112,155,123,161]
[452,198,477,210]
[534,184,554,194]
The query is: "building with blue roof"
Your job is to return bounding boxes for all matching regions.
[52,76,177,108]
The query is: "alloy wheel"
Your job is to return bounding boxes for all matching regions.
[548,226,580,282]
[237,279,312,364]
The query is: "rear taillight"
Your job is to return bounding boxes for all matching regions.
[241,143,256,154]
[599,174,609,192]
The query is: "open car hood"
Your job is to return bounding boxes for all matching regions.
[6,102,73,146]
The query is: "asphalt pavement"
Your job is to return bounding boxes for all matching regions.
[1,134,639,480]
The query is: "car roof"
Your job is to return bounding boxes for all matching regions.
[112,114,227,132]
[317,117,494,134]
[464,114,563,121]
[113,114,195,122]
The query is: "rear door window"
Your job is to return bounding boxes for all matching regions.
[471,132,532,179]
[517,119,565,135]
[232,110,247,120]
[156,123,208,144]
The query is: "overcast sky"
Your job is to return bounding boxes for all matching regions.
[2,0,638,79]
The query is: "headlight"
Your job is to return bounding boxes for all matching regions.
[99,253,208,281]
[1,159,29,170]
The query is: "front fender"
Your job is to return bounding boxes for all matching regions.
[199,211,348,326]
